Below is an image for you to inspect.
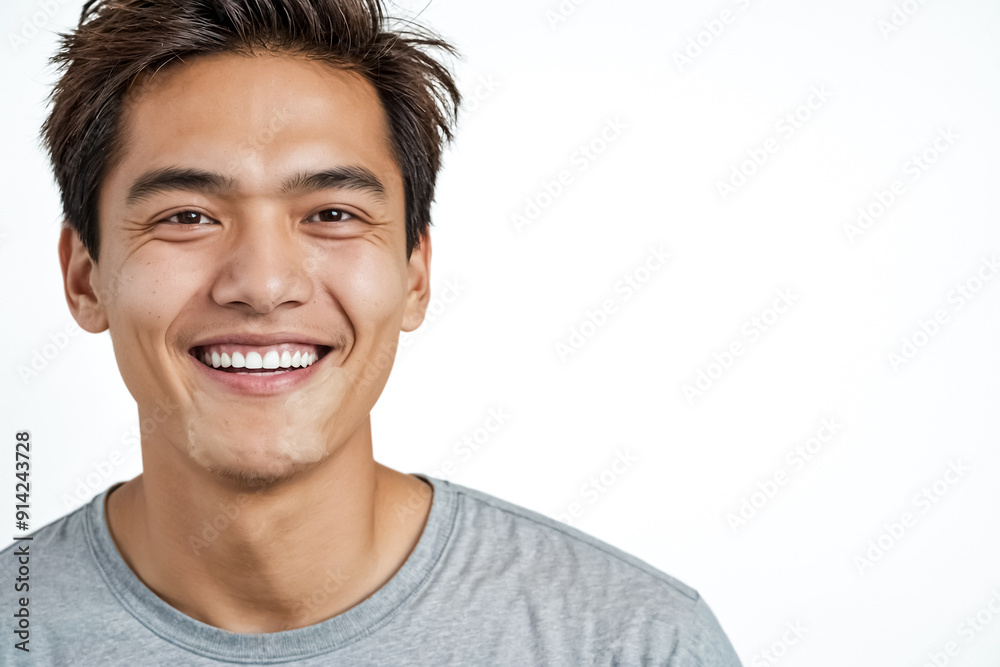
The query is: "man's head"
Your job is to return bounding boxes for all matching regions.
[46,0,460,262]
[49,0,461,488]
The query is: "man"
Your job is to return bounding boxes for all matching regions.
[1,0,741,664]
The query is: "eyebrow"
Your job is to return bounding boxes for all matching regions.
[124,166,388,207]
[125,168,234,207]
[280,167,387,202]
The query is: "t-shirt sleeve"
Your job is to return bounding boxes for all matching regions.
[663,596,743,667]
[593,591,742,666]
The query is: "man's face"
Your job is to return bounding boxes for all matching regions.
[67,52,429,485]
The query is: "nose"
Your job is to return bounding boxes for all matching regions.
[210,216,314,314]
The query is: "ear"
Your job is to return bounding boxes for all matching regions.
[59,225,109,333]
[401,229,431,333]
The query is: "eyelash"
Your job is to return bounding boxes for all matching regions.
[162,211,215,225]
[161,209,355,225]
[305,209,355,224]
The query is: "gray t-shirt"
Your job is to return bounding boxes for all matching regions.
[0,474,741,665]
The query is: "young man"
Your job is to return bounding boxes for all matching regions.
[2,0,742,663]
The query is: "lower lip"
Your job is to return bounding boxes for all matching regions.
[188,352,326,396]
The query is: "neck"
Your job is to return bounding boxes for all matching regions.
[105,418,433,633]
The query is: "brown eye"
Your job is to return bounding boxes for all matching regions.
[164,211,214,225]
[308,209,353,223]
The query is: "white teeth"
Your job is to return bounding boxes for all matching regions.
[198,346,322,371]
[245,351,263,369]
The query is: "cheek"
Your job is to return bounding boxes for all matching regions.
[102,252,206,354]
[325,249,407,330]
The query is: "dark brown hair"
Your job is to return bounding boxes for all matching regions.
[43,0,461,260]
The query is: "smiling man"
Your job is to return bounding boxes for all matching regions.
[0,0,741,664]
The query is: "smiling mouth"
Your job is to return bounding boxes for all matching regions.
[190,343,332,374]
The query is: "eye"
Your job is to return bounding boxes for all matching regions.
[306,209,355,223]
[162,210,215,225]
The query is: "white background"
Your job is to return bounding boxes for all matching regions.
[2,0,999,665]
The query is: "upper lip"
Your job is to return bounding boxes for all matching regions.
[188,333,332,350]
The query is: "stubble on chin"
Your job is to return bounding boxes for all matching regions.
[187,432,330,490]
[207,458,321,489]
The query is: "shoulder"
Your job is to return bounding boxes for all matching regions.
[444,477,698,595]
[428,476,742,665]
[0,499,115,661]
[0,497,104,602]
[0,500,92,566]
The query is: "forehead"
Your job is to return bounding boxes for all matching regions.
[105,51,400,201]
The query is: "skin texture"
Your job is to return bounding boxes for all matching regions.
[58,52,435,632]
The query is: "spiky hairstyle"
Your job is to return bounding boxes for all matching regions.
[43,0,461,259]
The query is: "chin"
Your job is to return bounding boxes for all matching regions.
[207,461,318,489]
[187,432,329,489]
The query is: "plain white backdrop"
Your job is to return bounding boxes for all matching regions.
[2,0,999,664]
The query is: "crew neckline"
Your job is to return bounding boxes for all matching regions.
[83,473,456,664]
